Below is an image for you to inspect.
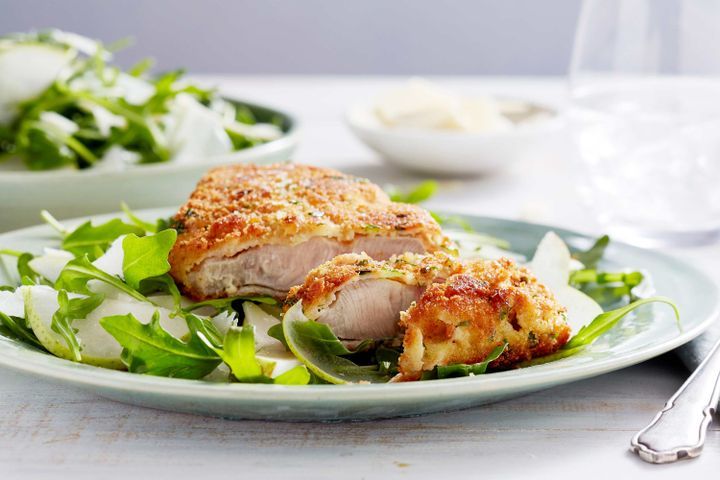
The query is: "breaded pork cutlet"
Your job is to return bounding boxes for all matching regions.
[287,252,458,340]
[169,163,452,300]
[286,253,570,381]
[396,257,570,381]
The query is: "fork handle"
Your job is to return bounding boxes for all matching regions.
[631,336,720,463]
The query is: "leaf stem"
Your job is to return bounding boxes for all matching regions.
[64,136,98,164]
[40,210,69,237]
[120,202,157,233]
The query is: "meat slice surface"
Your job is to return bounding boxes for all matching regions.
[169,163,451,300]
[188,236,425,299]
[316,279,424,340]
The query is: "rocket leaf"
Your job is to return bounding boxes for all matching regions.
[100,311,221,378]
[121,229,176,290]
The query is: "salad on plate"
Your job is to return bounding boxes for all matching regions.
[0,165,679,386]
[0,30,283,171]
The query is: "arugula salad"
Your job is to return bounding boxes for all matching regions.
[0,196,678,385]
[0,30,284,171]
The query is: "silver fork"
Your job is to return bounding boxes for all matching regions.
[630,336,720,463]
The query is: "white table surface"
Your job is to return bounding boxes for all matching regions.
[2,76,719,479]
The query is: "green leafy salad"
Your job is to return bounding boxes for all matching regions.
[0,30,284,171]
[0,191,679,385]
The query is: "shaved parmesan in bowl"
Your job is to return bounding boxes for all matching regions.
[373,78,548,133]
[346,78,561,175]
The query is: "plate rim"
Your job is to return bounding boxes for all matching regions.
[0,209,716,404]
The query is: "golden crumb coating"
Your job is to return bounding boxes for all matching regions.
[396,258,570,381]
[286,251,570,380]
[286,251,459,318]
[168,163,452,295]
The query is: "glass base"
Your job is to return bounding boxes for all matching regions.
[606,225,720,248]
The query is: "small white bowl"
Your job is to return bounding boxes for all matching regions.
[0,99,299,230]
[345,100,562,176]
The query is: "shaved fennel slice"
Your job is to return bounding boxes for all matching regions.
[242,302,301,376]
[529,232,603,335]
[0,42,75,123]
[164,93,233,162]
[0,289,24,318]
[87,236,132,300]
[23,285,187,369]
[23,285,123,368]
[28,248,74,283]
[202,302,300,380]
[242,302,282,351]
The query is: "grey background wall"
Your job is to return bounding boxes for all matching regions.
[0,0,581,75]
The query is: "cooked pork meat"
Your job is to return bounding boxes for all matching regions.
[287,253,570,381]
[320,279,422,339]
[186,236,427,298]
[287,252,457,340]
[168,163,452,300]
[396,257,570,381]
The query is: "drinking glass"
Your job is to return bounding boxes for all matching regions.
[569,0,720,247]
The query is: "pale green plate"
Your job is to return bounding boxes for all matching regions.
[0,209,717,422]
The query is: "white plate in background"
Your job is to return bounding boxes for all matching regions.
[0,98,299,231]
[346,99,563,176]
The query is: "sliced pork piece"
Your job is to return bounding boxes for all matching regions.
[286,252,458,340]
[396,257,570,381]
[287,253,571,381]
[169,163,452,300]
